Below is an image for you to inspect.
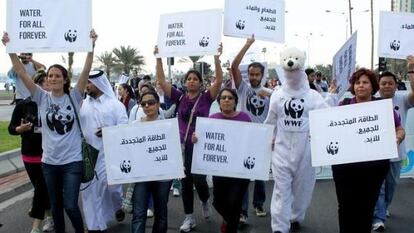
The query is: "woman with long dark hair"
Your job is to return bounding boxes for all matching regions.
[154,44,223,232]
[2,30,97,233]
[118,83,136,116]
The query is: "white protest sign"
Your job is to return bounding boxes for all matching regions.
[309,99,398,167]
[157,9,222,58]
[223,0,285,42]
[332,31,357,99]
[378,11,414,59]
[239,62,269,85]
[192,117,273,180]
[102,119,185,185]
[6,0,92,53]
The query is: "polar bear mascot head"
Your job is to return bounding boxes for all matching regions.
[279,47,309,96]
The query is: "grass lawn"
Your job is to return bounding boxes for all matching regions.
[0,121,20,153]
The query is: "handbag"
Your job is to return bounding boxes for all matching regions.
[68,94,99,183]
[181,94,202,162]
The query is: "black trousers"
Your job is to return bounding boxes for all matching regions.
[181,145,210,214]
[213,176,249,233]
[332,160,389,233]
[24,162,51,220]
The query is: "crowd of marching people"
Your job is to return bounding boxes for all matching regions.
[2,27,414,233]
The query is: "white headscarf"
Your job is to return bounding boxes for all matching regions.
[89,70,116,99]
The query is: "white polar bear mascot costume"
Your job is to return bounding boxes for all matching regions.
[265,47,338,233]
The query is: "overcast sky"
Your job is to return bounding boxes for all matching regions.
[0,0,391,75]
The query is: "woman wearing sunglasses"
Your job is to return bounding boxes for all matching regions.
[192,88,251,233]
[154,44,223,232]
[131,90,173,233]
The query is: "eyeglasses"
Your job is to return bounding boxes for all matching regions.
[220,95,235,100]
[140,99,157,107]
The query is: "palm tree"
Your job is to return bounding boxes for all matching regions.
[67,52,74,79]
[96,51,117,80]
[112,45,145,75]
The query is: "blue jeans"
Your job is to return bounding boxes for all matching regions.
[42,161,84,233]
[131,180,172,233]
[373,161,401,223]
[241,180,266,216]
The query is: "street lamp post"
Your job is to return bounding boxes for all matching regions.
[325,10,348,40]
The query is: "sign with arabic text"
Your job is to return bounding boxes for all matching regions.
[192,117,273,180]
[102,118,184,185]
[156,9,222,58]
[223,0,285,42]
[309,99,398,166]
[378,11,414,59]
[332,31,357,99]
[6,0,92,53]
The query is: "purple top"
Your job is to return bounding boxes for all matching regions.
[210,111,252,123]
[340,97,401,127]
[170,87,214,148]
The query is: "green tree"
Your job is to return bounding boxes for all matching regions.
[189,56,203,69]
[314,64,333,80]
[96,51,117,81]
[112,45,145,74]
[67,52,74,79]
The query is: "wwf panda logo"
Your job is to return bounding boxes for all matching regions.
[64,29,77,43]
[390,40,400,51]
[246,92,266,116]
[120,160,132,173]
[284,98,305,119]
[236,20,245,30]
[243,156,255,169]
[199,37,209,47]
[326,142,339,155]
[45,104,75,135]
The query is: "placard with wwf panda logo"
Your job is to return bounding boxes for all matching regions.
[6,0,92,53]
[309,99,398,167]
[378,11,414,59]
[192,117,273,180]
[156,9,222,58]
[102,118,185,185]
[223,0,285,42]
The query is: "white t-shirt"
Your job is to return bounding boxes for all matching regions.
[32,87,83,165]
[237,80,272,123]
[391,92,414,161]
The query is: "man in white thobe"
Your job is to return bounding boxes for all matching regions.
[80,70,128,232]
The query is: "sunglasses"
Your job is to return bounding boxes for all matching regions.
[220,95,235,100]
[140,99,157,107]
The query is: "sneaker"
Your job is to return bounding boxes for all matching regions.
[179,215,196,232]
[30,228,41,233]
[42,216,54,232]
[173,188,180,197]
[372,221,385,232]
[115,209,125,222]
[201,201,211,219]
[239,214,248,225]
[255,206,267,217]
[386,210,391,218]
[290,221,301,232]
[220,221,227,233]
[147,209,154,218]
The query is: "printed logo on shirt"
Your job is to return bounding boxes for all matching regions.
[45,104,74,135]
[246,91,266,116]
[283,98,305,127]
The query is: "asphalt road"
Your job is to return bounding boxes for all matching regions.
[0,179,413,233]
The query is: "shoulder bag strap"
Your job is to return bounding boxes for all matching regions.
[67,93,84,139]
[183,94,202,144]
